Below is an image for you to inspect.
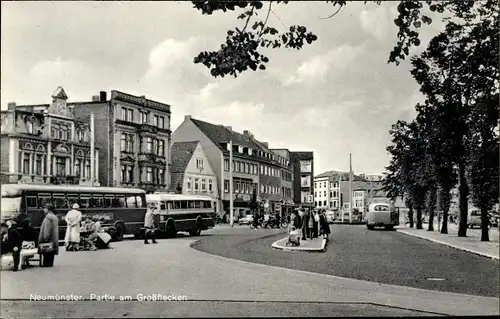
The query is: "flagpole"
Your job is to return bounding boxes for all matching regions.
[90,113,95,187]
[349,153,353,223]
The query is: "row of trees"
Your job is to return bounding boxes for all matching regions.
[383,0,499,241]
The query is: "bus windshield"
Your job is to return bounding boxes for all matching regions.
[1,197,22,217]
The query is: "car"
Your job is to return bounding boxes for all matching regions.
[325,211,335,224]
[489,211,499,227]
[468,209,482,228]
[238,214,254,225]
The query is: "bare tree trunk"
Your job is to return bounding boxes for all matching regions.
[416,206,423,229]
[408,207,414,228]
[441,208,449,234]
[457,162,469,237]
[427,187,437,232]
[481,207,490,242]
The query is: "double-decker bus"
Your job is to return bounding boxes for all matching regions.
[0,184,147,241]
[145,193,216,237]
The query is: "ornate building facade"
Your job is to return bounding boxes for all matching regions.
[73,90,171,193]
[0,87,99,186]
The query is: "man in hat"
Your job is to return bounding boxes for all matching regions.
[144,205,158,244]
[38,203,59,267]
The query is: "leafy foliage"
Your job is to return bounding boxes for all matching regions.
[192,0,487,77]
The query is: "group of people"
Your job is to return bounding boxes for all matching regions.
[64,203,110,251]
[1,216,38,271]
[290,208,331,240]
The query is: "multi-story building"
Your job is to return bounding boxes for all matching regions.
[0,87,100,186]
[314,172,329,208]
[290,152,314,206]
[169,141,218,200]
[73,90,171,193]
[171,115,294,220]
[270,148,295,214]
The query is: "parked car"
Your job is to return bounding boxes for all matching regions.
[468,209,482,228]
[489,211,499,227]
[238,214,254,225]
[325,211,335,224]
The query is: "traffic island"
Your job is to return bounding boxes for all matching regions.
[272,237,327,252]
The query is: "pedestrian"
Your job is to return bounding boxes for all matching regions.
[144,205,158,244]
[319,210,331,239]
[38,203,59,267]
[299,208,308,240]
[308,209,314,239]
[1,221,23,271]
[64,203,82,251]
[313,210,320,238]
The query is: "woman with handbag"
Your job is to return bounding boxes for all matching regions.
[38,203,59,267]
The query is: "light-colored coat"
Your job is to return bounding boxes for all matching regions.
[38,212,59,255]
[64,209,82,244]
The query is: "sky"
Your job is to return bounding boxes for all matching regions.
[1,1,446,176]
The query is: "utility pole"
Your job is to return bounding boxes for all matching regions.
[349,153,353,223]
[229,140,234,227]
[220,154,224,216]
[90,113,95,187]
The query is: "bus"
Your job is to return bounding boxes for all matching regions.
[366,202,399,230]
[0,184,147,241]
[145,193,216,237]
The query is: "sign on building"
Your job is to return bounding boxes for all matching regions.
[300,160,312,173]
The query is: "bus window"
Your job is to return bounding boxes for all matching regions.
[136,196,144,208]
[203,201,212,209]
[90,195,104,208]
[26,196,38,209]
[113,195,126,208]
[166,201,173,210]
[194,201,202,209]
[104,195,114,208]
[53,194,67,209]
[180,201,188,209]
[173,201,180,210]
[37,193,52,208]
[67,194,79,208]
[126,196,137,208]
[160,201,166,210]
[188,201,195,209]
[80,194,91,208]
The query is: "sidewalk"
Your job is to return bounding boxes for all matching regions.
[397,222,499,260]
[272,236,327,252]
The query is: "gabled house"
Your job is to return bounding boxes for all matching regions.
[169,141,218,199]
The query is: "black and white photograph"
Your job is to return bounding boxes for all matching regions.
[0,0,498,317]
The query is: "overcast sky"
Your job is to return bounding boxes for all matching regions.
[1,1,445,176]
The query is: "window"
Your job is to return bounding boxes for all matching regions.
[85,160,91,178]
[261,184,265,193]
[22,153,30,174]
[208,179,213,192]
[27,122,34,134]
[136,195,144,208]
[90,195,104,208]
[224,180,229,193]
[196,159,204,170]
[245,163,249,174]
[121,133,134,152]
[237,162,241,172]
[115,195,127,208]
[122,107,134,122]
[159,169,164,184]
[201,178,206,191]
[127,166,134,183]
[224,159,229,171]
[55,157,66,176]
[140,111,148,124]
[314,191,317,197]
[26,196,37,208]
[260,165,264,175]
[324,191,326,196]
[146,167,153,182]
[195,178,199,190]
[323,200,327,206]
[158,116,165,129]
[324,182,326,188]
[146,137,153,153]
[35,155,43,175]
[187,177,192,190]
[158,140,165,156]
[333,191,338,198]
[235,181,240,192]
[154,115,159,127]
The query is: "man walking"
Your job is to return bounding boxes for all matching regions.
[144,205,158,244]
[299,208,308,241]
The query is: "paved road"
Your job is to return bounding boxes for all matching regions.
[193,224,500,297]
[1,226,498,317]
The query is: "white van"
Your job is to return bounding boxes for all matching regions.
[366,203,399,230]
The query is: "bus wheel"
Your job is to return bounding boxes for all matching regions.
[189,218,202,236]
[166,220,176,238]
[114,223,124,241]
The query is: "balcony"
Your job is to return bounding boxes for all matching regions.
[138,123,158,135]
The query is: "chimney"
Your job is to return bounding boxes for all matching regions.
[243,130,250,137]
[184,115,191,121]
[99,91,107,102]
[225,126,232,131]
[92,95,100,102]
[7,102,16,110]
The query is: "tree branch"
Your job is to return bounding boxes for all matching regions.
[319,6,342,20]
[259,1,273,37]
[242,6,255,32]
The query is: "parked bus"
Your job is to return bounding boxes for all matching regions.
[145,193,216,237]
[0,184,147,241]
[366,202,399,230]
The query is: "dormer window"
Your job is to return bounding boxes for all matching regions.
[27,121,34,134]
[247,148,252,155]
[238,146,244,153]
[226,143,231,151]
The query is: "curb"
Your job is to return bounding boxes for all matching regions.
[271,237,327,252]
[397,229,499,260]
